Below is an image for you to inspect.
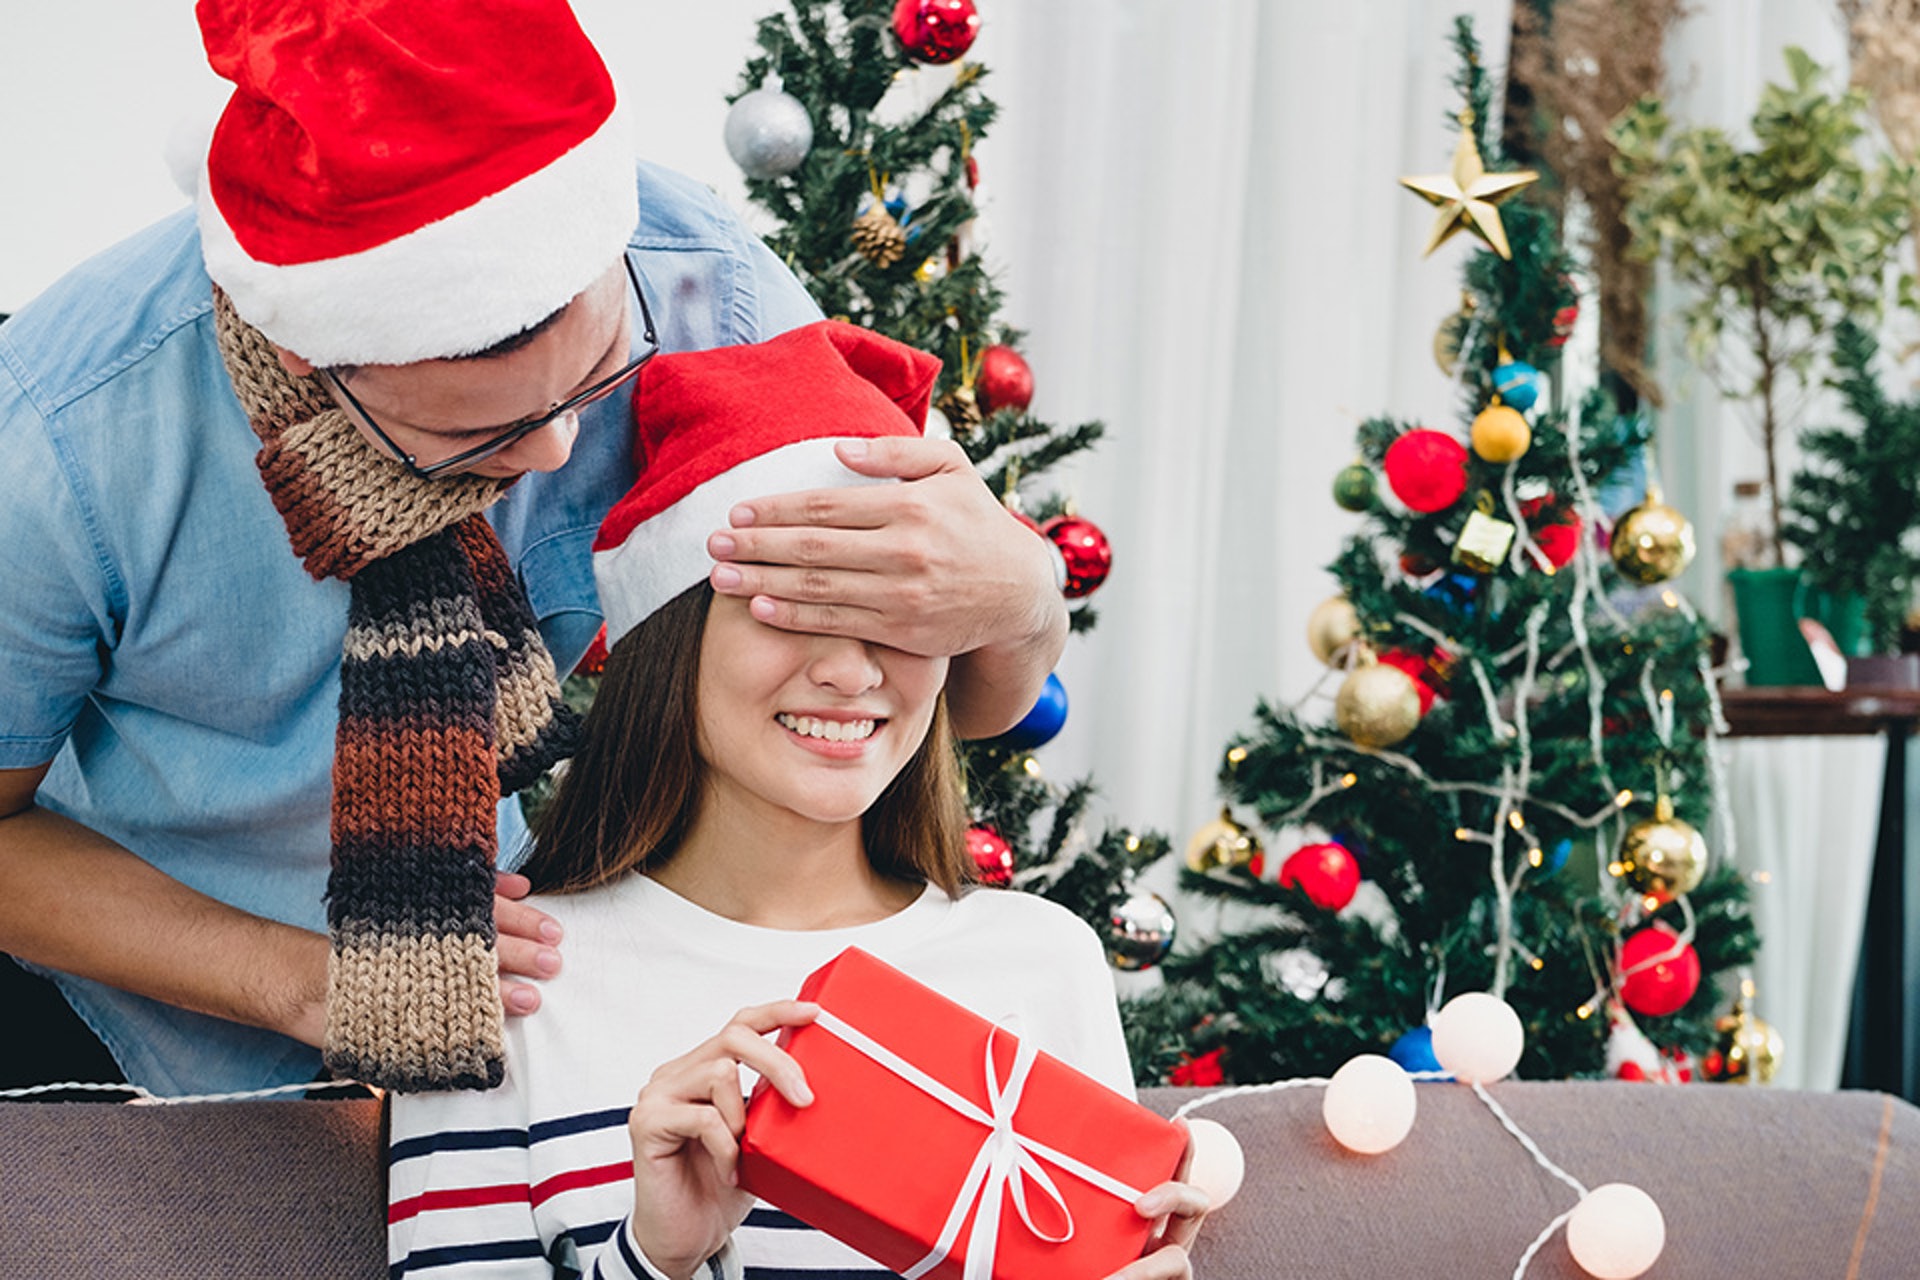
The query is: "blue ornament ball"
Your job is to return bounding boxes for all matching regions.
[1423,571,1479,615]
[998,672,1068,750]
[1537,837,1572,878]
[1388,1025,1446,1076]
[1493,360,1541,412]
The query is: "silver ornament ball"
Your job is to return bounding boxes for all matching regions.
[724,86,814,179]
[1106,888,1177,971]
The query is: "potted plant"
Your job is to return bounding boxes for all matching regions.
[1780,319,1920,674]
[1611,47,1914,683]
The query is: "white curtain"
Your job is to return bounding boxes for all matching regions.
[979,0,1514,846]
[1718,737,1883,1091]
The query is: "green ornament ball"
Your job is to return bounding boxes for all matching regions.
[1333,464,1376,512]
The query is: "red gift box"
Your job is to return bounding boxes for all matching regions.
[738,946,1186,1280]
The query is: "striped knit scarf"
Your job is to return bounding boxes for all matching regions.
[214,290,580,1091]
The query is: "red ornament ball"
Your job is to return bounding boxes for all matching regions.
[1522,497,1583,569]
[965,154,981,189]
[1382,430,1469,513]
[891,0,980,64]
[1042,515,1113,598]
[1377,650,1439,715]
[1278,841,1361,911]
[976,344,1034,415]
[1400,549,1441,577]
[966,826,1014,886]
[1619,924,1701,1017]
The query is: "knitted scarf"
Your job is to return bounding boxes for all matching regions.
[213,289,580,1091]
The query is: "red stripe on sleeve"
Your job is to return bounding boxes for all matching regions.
[531,1161,632,1206]
[390,1181,532,1224]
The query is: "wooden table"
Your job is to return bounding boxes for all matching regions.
[1721,685,1920,1100]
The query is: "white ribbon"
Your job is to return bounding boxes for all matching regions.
[810,1009,1147,1280]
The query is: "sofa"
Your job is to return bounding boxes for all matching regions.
[2,1082,1915,1277]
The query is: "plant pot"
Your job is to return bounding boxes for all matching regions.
[1798,584,1872,658]
[1728,566,1824,686]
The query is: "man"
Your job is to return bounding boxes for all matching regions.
[0,0,1064,1096]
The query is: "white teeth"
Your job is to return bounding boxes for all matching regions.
[777,714,877,742]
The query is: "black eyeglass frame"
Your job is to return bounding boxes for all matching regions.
[322,254,658,480]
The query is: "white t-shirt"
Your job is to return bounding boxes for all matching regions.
[388,876,1131,1280]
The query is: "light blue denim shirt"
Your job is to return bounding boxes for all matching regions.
[0,161,820,1094]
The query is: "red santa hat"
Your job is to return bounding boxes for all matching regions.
[594,321,940,645]
[192,0,637,366]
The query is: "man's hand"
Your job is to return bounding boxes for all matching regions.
[493,871,562,1016]
[706,436,1067,738]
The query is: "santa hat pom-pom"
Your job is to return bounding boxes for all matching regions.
[164,96,225,199]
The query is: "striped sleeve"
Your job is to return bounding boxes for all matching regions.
[388,1112,546,1279]
[588,1228,744,1280]
[389,1098,634,1279]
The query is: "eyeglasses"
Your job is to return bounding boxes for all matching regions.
[322,255,658,480]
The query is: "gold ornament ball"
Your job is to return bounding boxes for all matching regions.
[1334,661,1423,749]
[1470,403,1532,463]
[1185,808,1263,873]
[1307,596,1362,667]
[1609,497,1696,585]
[1706,1005,1783,1085]
[1614,804,1708,902]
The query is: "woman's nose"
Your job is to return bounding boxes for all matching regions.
[807,636,885,695]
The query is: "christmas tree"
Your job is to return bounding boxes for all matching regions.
[539,0,1169,951]
[1129,23,1759,1088]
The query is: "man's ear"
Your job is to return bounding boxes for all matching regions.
[274,346,316,377]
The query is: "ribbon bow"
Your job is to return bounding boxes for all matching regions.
[811,1009,1146,1280]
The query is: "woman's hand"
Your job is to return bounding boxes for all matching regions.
[626,1000,820,1280]
[1102,1119,1211,1280]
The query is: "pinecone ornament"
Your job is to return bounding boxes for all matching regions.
[936,383,981,433]
[852,202,909,267]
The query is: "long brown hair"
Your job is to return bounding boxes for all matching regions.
[521,582,972,896]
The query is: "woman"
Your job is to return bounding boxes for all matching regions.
[387,321,1207,1280]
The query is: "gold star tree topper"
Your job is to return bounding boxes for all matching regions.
[1400,111,1538,260]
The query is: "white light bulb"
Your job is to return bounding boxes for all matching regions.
[1321,1054,1417,1154]
[1183,1118,1245,1208]
[1566,1183,1665,1279]
[1430,992,1525,1084]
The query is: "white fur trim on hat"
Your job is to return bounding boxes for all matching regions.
[594,438,897,646]
[197,108,639,366]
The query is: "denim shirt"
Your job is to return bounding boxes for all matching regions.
[0,162,820,1094]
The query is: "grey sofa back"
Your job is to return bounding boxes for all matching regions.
[1,1082,1915,1277]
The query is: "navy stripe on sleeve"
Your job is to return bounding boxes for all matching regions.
[390,1126,530,1164]
[390,1236,546,1277]
[531,1106,634,1144]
